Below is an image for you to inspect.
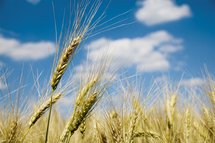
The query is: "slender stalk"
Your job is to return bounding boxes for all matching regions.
[45,90,54,143]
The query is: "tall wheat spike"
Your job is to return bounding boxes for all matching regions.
[50,0,103,90]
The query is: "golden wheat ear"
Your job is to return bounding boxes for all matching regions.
[59,92,100,143]
[28,93,62,128]
[51,36,82,90]
[50,0,104,91]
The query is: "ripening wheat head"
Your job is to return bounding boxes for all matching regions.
[51,0,104,90]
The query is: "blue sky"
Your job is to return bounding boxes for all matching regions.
[0,0,215,90]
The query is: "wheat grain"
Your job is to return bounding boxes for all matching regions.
[79,120,86,139]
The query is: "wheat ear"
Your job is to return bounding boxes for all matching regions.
[166,94,177,130]
[76,76,99,107]
[28,93,62,128]
[165,94,177,142]
[184,109,191,143]
[202,107,215,140]
[108,111,123,143]
[133,131,160,139]
[7,120,18,143]
[51,36,82,90]
[127,110,138,143]
[59,92,99,143]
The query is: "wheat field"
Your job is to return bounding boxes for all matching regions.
[0,0,214,143]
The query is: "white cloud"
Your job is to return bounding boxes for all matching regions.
[85,30,183,73]
[159,45,183,54]
[0,35,55,61]
[135,0,191,26]
[72,63,115,83]
[26,0,41,5]
[181,78,204,87]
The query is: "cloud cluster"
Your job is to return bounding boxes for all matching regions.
[135,0,191,26]
[85,30,183,73]
[0,35,55,61]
